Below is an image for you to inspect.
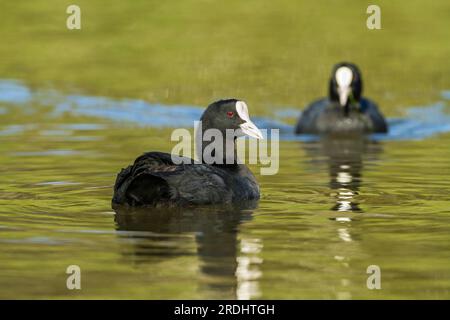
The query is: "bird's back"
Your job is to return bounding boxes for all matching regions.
[112,152,259,206]
[295,97,387,134]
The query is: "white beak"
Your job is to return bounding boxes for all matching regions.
[240,120,264,139]
[335,66,353,107]
[235,101,263,139]
[338,86,351,106]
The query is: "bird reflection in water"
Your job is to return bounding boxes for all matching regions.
[113,201,262,299]
[302,136,383,213]
[302,136,383,299]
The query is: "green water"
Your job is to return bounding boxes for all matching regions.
[0,1,450,299]
[1,109,449,299]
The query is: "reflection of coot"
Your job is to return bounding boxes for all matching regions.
[113,201,257,297]
[302,137,383,212]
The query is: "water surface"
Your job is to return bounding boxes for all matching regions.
[0,81,449,299]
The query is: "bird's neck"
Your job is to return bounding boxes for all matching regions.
[195,127,240,165]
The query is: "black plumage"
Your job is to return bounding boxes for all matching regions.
[295,62,388,135]
[112,99,262,207]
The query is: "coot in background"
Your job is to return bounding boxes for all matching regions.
[112,99,263,206]
[295,62,388,135]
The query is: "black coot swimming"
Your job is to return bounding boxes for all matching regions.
[295,62,388,135]
[112,99,263,207]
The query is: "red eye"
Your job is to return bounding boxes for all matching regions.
[227,111,234,118]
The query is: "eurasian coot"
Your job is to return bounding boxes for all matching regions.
[295,62,388,135]
[112,99,263,206]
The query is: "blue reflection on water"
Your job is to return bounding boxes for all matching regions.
[1,79,449,141]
